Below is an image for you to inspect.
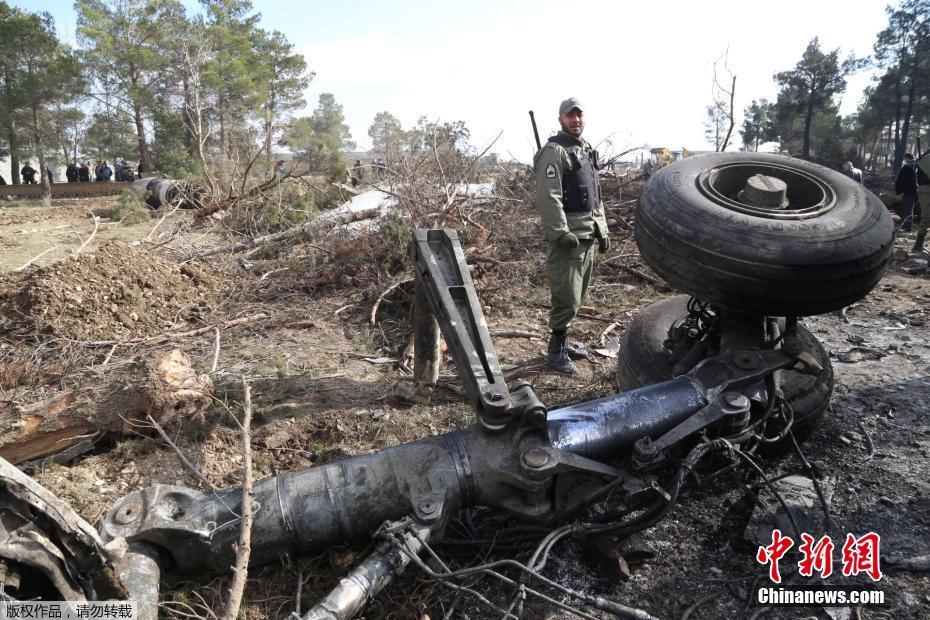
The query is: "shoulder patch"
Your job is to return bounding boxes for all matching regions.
[545,163,557,178]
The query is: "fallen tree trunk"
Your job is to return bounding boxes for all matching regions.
[0,350,214,465]
[186,207,380,261]
[0,391,96,465]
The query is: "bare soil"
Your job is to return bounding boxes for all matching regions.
[2,189,928,619]
[0,198,156,273]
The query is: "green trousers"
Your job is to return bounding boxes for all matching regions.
[546,238,596,331]
[916,187,930,239]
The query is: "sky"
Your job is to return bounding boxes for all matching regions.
[15,0,893,162]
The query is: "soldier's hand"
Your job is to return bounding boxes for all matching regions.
[558,233,580,249]
[598,236,610,254]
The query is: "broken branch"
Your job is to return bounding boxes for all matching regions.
[186,207,379,261]
[489,330,542,340]
[211,327,221,373]
[370,278,414,325]
[221,377,254,620]
[144,413,216,492]
[602,262,669,290]
[72,215,100,257]
[14,246,58,272]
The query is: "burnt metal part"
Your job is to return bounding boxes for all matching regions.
[89,227,839,618]
[618,296,834,437]
[101,434,470,574]
[546,376,705,458]
[97,346,801,599]
[0,457,126,601]
[116,543,160,620]
[131,178,206,210]
[410,229,512,430]
[296,523,431,620]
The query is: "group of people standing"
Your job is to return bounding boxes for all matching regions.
[0,159,139,186]
[65,160,136,183]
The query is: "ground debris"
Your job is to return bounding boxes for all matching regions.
[745,475,834,545]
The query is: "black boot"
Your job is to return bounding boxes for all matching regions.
[547,330,577,374]
[913,234,928,254]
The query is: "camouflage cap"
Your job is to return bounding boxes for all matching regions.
[559,97,585,115]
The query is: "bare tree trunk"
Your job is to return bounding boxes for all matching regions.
[219,96,228,159]
[802,94,816,160]
[182,74,196,158]
[37,150,50,197]
[7,117,20,184]
[133,101,150,174]
[128,70,151,173]
[719,75,737,152]
[183,45,218,198]
[892,78,904,172]
[31,106,51,200]
[263,89,276,166]
[897,41,922,168]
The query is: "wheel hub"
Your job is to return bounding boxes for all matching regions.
[738,174,789,209]
[697,162,837,220]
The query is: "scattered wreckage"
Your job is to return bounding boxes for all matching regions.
[0,154,893,619]
[130,178,207,210]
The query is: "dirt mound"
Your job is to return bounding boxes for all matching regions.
[0,241,225,341]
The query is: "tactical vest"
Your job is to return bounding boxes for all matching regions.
[548,134,600,213]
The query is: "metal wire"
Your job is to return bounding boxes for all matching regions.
[581,439,730,538]
[731,447,803,542]
[787,427,833,530]
[381,525,656,620]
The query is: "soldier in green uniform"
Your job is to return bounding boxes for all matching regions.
[913,151,930,254]
[533,97,610,374]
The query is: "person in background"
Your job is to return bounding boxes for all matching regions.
[78,162,90,182]
[895,153,918,232]
[98,160,112,182]
[66,162,78,182]
[911,151,930,254]
[841,161,863,183]
[21,162,37,184]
